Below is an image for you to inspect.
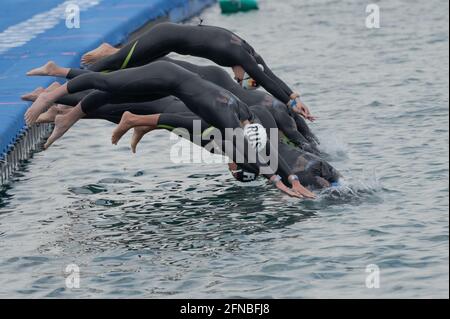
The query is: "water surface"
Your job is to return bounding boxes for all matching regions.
[0,0,448,298]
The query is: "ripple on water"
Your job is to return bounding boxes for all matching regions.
[69,184,108,195]
[0,0,448,299]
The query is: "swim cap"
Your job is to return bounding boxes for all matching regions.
[244,123,267,152]
[228,162,258,183]
[230,168,258,182]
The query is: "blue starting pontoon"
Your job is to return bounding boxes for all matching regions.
[0,0,216,185]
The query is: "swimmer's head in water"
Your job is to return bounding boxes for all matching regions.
[228,162,258,183]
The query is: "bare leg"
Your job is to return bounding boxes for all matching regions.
[21,81,61,102]
[25,83,69,125]
[36,104,72,123]
[81,43,119,65]
[46,81,62,91]
[21,87,45,101]
[131,126,154,154]
[27,61,70,77]
[112,112,160,146]
[44,104,86,149]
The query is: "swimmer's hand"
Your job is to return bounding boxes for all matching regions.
[290,98,316,122]
[289,175,316,199]
[270,175,303,198]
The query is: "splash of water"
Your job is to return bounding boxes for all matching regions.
[317,170,383,202]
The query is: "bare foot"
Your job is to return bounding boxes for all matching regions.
[44,115,70,149]
[36,105,71,123]
[111,111,137,145]
[21,87,45,101]
[81,43,118,65]
[36,105,58,123]
[27,61,58,76]
[55,104,73,112]
[46,81,61,92]
[21,82,61,102]
[44,105,85,149]
[43,105,84,149]
[131,126,154,153]
[25,92,54,125]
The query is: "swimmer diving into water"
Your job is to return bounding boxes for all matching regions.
[27,90,338,190]
[31,96,338,191]
[26,58,320,154]
[26,60,316,199]
[30,97,338,191]
[110,107,341,189]
[22,74,336,192]
[27,22,314,120]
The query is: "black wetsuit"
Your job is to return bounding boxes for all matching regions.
[84,101,338,188]
[154,106,340,189]
[87,104,339,188]
[87,22,295,104]
[161,58,320,149]
[60,74,337,187]
[84,97,188,123]
[277,142,340,189]
[65,58,320,153]
[66,60,296,180]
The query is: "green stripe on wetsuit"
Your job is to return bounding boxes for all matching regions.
[281,133,296,148]
[157,124,176,131]
[120,41,139,70]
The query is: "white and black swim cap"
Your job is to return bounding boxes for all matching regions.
[230,168,258,182]
[243,123,267,152]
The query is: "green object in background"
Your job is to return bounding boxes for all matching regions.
[219,0,259,14]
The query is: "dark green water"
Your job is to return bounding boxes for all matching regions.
[0,0,448,298]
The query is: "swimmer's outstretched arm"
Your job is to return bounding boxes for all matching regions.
[291,97,316,122]
[268,175,311,198]
[270,105,320,154]
[290,110,320,145]
[239,55,315,122]
[28,61,314,198]
[40,104,315,198]
[79,23,313,122]
[263,134,316,199]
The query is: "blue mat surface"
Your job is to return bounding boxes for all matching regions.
[0,0,215,159]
